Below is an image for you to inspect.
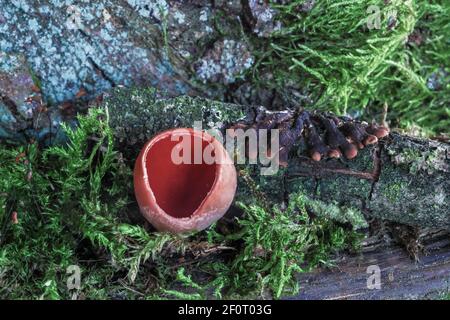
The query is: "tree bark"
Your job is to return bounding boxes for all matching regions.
[103,87,449,230]
[289,229,450,300]
[284,132,449,230]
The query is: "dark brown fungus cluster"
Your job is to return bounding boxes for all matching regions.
[229,107,389,166]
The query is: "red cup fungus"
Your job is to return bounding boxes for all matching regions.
[134,128,237,233]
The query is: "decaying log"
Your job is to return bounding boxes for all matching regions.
[284,132,449,230]
[103,87,449,230]
[289,229,450,300]
[1,85,447,230]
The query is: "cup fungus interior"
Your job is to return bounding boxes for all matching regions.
[145,132,218,219]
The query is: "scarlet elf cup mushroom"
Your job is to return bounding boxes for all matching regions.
[134,128,237,233]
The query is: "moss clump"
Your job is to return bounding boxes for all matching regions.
[0,108,184,299]
[0,108,361,299]
[303,198,367,230]
[212,195,361,299]
[257,0,449,134]
[164,193,361,299]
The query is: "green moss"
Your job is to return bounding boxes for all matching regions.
[390,147,422,161]
[225,198,338,298]
[258,0,449,134]
[368,152,449,229]
[0,108,184,299]
[178,193,361,299]
[304,198,367,230]
[0,108,362,299]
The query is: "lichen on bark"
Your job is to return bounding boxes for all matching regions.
[104,87,450,230]
[104,87,248,152]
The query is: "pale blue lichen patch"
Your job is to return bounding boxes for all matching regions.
[0,51,66,144]
[0,0,195,104]
[248,0,282,37]
[126,0,169,21]
[0,0,257,110]
[199,9,208,22]
[387,134,449,175]
[11,0,31,13]
[173,10,186,25]
[0,52,22,73]
[195,39,254,84]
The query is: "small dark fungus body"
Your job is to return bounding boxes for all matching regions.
[231,108,389,164]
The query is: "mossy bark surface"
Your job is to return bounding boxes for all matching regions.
[104,88,449,230]
[292,230,450,300]
[286,134,449,229]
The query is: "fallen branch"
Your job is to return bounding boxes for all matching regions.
[291,229,450,300]
[102,88,449,230]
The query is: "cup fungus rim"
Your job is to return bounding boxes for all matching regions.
[136,128,234,227]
